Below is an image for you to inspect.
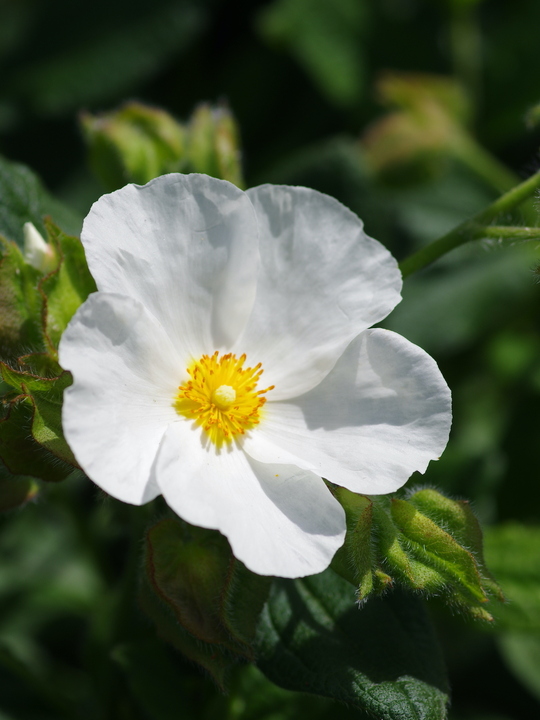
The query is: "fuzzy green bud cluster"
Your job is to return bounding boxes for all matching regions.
[81,101,244,191]
[331,486,504,621]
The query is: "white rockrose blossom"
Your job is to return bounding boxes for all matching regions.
[59,174,451,578]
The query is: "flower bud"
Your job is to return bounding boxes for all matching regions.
[23,222,57,274]
[187,103,244,188]
[361,72,472,184]
[80,102,185,190]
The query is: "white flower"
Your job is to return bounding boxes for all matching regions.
[59,174,451,578]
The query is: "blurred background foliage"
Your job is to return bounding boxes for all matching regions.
[1,0,540,717]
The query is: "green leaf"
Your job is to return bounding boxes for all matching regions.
[0,397,73,482]
[0,238,43,357]
[255,569,449,720]
[146,517,241,648]
[0,362,76,466]
[12,2,207,117]
[483,523,540,632]
[257,0,367,107]
[498,633,540,703]
[138,574,231,691]
[0,155,81,246]
[40,220,97,353]
[220,557,272,648]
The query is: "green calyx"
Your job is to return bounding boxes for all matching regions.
[331,486,504,621]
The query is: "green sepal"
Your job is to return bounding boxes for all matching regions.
[330,487,374,600]
[390,497,488,604]
[0,397,73,482]
[143,516,271,687]
[374,498,446,593]
[0,237,44,357]
[40,219,97,355]
[408,488,504,602]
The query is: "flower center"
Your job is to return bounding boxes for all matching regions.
[174,351,274,446]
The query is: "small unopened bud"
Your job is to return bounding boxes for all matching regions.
[361,72,472,184]
[23,222,56,274]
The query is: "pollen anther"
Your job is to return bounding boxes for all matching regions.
[175,352,273,446]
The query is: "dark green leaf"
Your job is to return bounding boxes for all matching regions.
[112,641,197,720]
[146,517,240,648]
[258,0,367,107]
[255,569,449,720]
[0,397,73,482]
[139,574,232,691]
[0,155,81,245]
[0,362,76,466]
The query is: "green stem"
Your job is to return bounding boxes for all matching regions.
[399,169,540,278]
[473,225,540,241]
[452,136,519,194]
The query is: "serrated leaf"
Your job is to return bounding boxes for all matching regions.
[40,221,97,353]
[255,568,449,720]
[0,155,81,246]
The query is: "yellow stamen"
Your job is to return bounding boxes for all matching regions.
[174,352,274,446]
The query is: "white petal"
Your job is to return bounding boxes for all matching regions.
[59,292,183,504]
[154,422,346,578]
[236,185,402,400]
[245,329,452,495]
[81,174,259,359]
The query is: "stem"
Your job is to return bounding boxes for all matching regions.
[473,225,540,241]
[399,169,540,278]
[452,136,519,194]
